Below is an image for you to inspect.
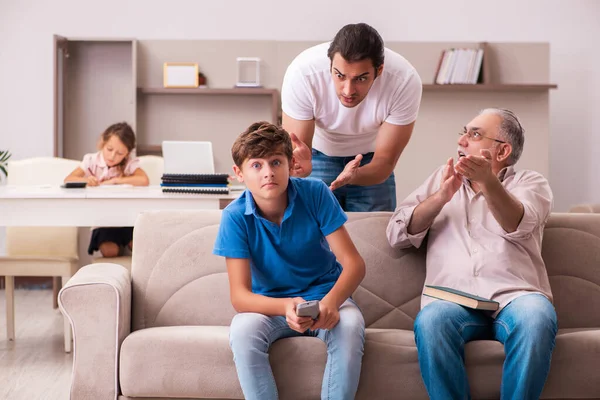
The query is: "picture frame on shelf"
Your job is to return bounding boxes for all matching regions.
[163,63,199,88]
[235,57,261,88]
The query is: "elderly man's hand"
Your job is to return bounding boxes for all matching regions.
[455,149,495,185]
[438,157,463,203]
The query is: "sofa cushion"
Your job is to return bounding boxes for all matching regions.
[540,328,600,398]
[119,325,600,399]
[120,326,243,399]
[542,214,600,329]
[119,325,328,399]
[131,211,232,331]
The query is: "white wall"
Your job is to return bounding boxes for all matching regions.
[0,0,598,247]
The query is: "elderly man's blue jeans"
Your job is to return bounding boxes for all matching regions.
[414,294,557,400]
[229,299,365,400]
[310,149,396,212]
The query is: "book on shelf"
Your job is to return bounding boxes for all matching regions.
[434,48,484,85]
[423,285,499,311]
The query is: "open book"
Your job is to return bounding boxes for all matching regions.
[423,285,499,311]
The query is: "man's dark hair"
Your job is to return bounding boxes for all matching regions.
[327,23,385,72]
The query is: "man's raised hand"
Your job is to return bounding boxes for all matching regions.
[329,154,363,191]
[290,133,312,177]
[438,157,462,203]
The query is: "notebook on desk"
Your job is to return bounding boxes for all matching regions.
[162,141,215,174]
[161,173,229,184]
[162,187,229,194]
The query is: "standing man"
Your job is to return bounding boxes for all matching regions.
[282,22,422,211]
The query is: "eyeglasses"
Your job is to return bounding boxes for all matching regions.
[458,131,506,143]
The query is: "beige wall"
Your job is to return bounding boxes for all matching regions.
[0,0,599,252]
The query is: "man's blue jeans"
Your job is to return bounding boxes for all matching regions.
[310,149,396,212]
[414,294,558,400]
[229,299,365,400]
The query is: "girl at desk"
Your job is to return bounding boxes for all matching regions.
[64,122,149,257]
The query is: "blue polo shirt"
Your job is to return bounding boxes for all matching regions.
[213,177,347,301]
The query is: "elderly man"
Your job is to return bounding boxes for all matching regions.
[387,108,557,399]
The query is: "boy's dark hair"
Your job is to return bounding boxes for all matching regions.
[232,121,293,168]
[327,23,385,73]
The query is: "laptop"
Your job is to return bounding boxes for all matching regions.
[161,141,215,174]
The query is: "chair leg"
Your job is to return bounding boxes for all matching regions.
[62,275,72,353]
[52,277,61,309]
[6,276,15,341]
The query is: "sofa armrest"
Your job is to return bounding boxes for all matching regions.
[59,263,131,400]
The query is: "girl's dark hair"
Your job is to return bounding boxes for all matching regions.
[327,23,385,73]
[232,121,293,168]
[99,122,136,171]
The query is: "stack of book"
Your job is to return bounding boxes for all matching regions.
[160,174,230,194]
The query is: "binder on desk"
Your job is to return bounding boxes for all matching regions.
[161,174,229,185]
[160,183,228,188]
[162,187,229,195]
[160,173,230,194]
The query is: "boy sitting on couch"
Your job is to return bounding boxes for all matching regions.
[213,121,366,400]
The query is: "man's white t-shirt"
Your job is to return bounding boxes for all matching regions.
[282,42,422,157]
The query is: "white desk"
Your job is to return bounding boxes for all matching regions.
[0,185,240,227]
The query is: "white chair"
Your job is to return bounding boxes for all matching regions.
[90,155,164,271]
[138,155,164,185]
[0,157,80,352]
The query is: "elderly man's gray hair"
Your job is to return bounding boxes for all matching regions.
[479,108,525,165]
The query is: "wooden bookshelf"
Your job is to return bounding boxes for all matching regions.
[423,84,557,92]
[138,87,278,96]
[141,87,279,123]
[137,87,280,142]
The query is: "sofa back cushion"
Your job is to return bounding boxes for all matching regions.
[131,211,600,331]
[541,213,600,329]
[131,210,233,331]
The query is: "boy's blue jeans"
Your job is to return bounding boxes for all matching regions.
[310,149,396,212]
[229,299,365,400]
[414,293,558,400]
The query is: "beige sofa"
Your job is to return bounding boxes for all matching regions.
[569,204,600,213]
[59,211,600,400]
